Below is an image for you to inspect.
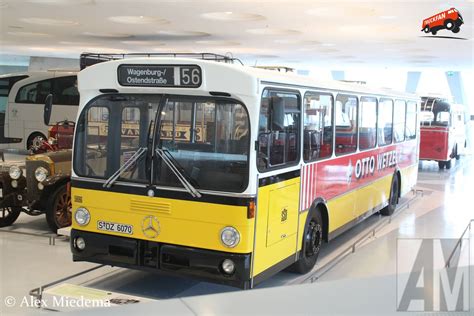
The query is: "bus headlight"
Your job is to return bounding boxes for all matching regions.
[220,226,240,248]
[35,167,49,182]
[9,166,22,180]
[75,208,90,226]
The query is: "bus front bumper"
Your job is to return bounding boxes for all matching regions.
[70,229,252,289]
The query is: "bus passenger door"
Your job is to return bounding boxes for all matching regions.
[266,181,299,248]
[253,175,300,279]
[252,90,302,280]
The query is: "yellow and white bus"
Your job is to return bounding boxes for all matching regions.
[70,53,419,288]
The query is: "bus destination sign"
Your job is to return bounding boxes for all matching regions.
[117,64,202,88]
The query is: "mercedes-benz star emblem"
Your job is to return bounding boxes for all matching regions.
[141,216,160,238]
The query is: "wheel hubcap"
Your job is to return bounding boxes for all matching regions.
[305,221,322,257]
[31,136,45,151]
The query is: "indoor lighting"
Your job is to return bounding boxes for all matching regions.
[201,12,265,21]
[19,18,79,26]
[108,16,169,25]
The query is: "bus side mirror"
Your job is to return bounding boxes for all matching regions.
[44,94,53,126]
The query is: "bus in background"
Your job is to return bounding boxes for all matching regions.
[419,96,467,169]
[0,73,29,145]
[70,53,419,289]
[0,71,79,152]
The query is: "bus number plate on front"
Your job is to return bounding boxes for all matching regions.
[97,221,133,235]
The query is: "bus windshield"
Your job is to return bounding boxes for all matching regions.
[74,94,250,193]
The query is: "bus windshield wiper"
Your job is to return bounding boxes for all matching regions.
[103,147,147,188]
[155,148,202,198]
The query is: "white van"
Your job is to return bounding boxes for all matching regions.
[0,71,79,151]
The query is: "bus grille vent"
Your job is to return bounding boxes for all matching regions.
[130,200,171,214]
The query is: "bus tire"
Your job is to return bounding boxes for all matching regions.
[438,161,446,169]
[288,210,323,274]
[445,160,452,169]
[452,26,460,33]
[431,29,437,35]
[423,26,430,33]
[0,207,22,227]
[444,20,455,30]
[27,132,46,153]
[380,174,399,216]
[46,185,72,233]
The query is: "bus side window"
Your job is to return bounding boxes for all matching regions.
[405,101,417,140]
[359,96,377,150]
[335,94,358,155]
[393,100,406,143]
[15,79,52,104]
[257,90,300,171]
[303,92,333,161]
[378,98,393,146]
[52,76,79,106]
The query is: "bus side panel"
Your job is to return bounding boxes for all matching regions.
[400,164,418,195]
[327,192,356,233]
[354,175,392,218]
[420,127,449,161]
[252,176,300,278]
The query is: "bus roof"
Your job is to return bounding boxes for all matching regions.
[78,57,418,101]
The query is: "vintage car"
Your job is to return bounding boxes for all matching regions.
[0,149,72,232]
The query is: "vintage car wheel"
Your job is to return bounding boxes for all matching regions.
[0,207,22,227]
[46,185,71,233]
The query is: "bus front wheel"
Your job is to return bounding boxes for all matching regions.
[380,174,399,216]
[289,211,323,274]
[0,207,22,227]
[423,26,430,33]
[452,26,460,33]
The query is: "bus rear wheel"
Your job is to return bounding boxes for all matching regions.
[445,160,452,169]
[0,207,22,227]
[289,211,323,274]
[46,185,72,233]
[380,175,399,216]
[452,27,460,33]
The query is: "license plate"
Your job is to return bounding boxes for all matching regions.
[97,221,133,235]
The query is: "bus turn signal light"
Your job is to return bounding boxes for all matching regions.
[247,201,255,219]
